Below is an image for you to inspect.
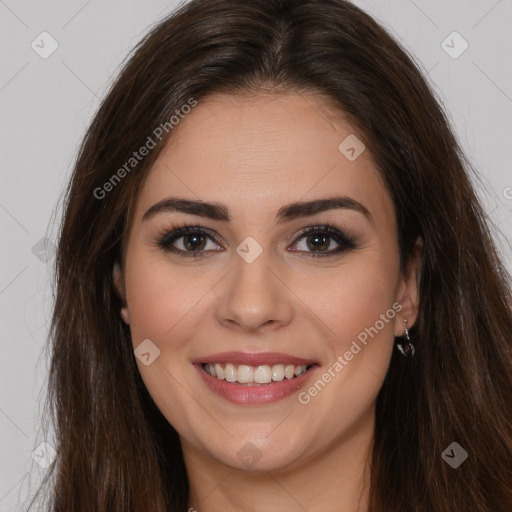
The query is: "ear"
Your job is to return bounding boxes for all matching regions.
[393,237,422,337]
[113,261,130,325]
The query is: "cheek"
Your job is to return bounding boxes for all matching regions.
[333,271,397,349]
[294,248,400,426]
[296,252,399,352]
[123,251,210,436]
[124,248,210,343]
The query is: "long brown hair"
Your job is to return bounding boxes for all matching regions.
[29,0,512,510]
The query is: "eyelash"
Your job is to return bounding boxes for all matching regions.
[154,222,360,259]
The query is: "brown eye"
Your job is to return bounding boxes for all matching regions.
[157,225,223,258]
[182,233,207,251]
[289,225,359,257]
[304,233,332,252]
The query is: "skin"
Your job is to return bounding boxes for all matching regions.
[113,92,421,511]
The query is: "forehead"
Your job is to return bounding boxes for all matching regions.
[132,92,393,226]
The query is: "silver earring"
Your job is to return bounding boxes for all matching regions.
[396,319,415,357]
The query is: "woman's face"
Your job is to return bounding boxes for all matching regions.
[115,92,419,473]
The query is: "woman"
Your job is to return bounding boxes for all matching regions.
[31,0,512,510]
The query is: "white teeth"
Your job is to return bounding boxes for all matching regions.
[203,363,309,383]
[237,365,253,383]
[224,363,237,382]
[271,364,285,382]
[254,365,272,383]
[214,363,224,379]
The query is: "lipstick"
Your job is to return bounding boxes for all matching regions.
[192,352,319,405]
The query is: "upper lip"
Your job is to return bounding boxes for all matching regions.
[192,351,318,367]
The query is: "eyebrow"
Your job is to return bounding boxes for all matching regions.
[142,196,374,226]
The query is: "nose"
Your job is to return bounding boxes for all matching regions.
[215,249,294,333]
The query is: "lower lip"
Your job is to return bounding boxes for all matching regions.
[195,364,318,405]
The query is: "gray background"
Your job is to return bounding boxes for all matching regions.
[1,0,511,509]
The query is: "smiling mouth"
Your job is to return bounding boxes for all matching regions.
[201,363,314,385]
